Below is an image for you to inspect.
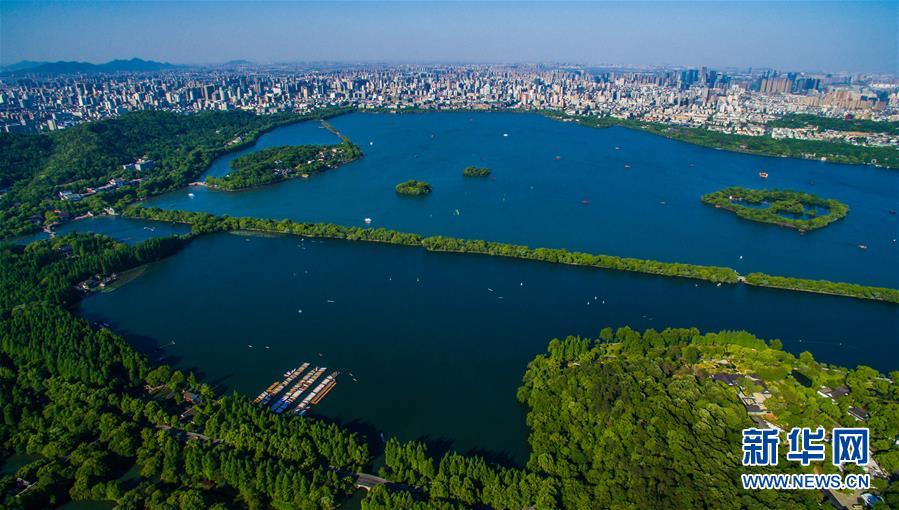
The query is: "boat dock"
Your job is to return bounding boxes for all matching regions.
[252,362,310,406]
[252,360,342,414]
[295,371,339,415]
[271,366,327,414]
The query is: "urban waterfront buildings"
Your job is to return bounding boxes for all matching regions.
[1,63,897,148]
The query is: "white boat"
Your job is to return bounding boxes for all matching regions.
[364,217,372,224]
[187,192,195,198]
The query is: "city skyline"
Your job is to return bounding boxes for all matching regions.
[2,1,897,74]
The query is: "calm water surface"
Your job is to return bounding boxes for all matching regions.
[10,216,190,245]
[79,233,899,465]
[145,112,899,288]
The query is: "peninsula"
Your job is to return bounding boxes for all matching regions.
[205,141,363,190]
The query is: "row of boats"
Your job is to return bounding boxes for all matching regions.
[252,362,339,415]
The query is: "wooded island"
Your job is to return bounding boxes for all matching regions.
[463,166,491,177]
[395,179,432,196]
[701,186,849,231]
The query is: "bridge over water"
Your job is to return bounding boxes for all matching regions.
[352,472,390,490]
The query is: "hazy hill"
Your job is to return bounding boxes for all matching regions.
[2,58,178,75]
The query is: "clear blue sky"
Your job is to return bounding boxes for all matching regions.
[1,1,896,73]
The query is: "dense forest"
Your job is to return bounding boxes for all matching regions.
[205,141,363,190]
[123,207,899,303]
[0,107,349,238]
[548,112,898,169]
[769,114,899,136]
[0,133,55,189]
[395,180,433,196]
[376,328,899,508]
[701,187,849,231]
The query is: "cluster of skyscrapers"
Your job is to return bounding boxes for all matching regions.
[1,64,895,146]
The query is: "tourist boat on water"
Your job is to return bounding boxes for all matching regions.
[758,172,769,179]
[364,217,372,224]
[858,245,868,250]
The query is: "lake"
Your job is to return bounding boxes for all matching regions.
[58,111,897,465]
[79,232,899,466]
[144,112,899,288]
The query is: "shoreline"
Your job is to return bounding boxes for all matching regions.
[100,264,149,292]
[541,110,897,170]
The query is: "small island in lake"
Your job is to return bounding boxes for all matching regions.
[206,141,362,190]
[701,186,849,231]
[395,179,433,196]
[463,166,491,177]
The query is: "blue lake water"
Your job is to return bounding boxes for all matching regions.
[79,232,899,466]
[143,112,899,288]
[9,216,191,245]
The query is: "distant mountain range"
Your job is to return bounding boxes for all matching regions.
[1,58,179,75]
